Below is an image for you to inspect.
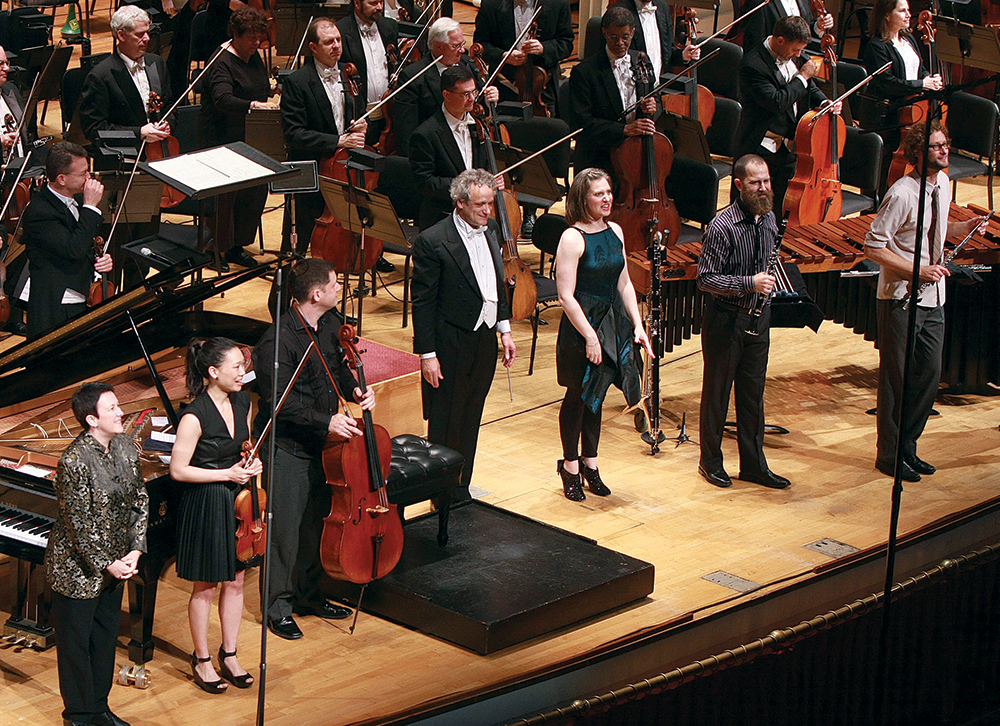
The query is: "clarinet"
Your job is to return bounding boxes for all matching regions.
[641,230,665,454]
[745,209,791,336]
[902,209,994,310]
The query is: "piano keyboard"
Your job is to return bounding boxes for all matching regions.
[0,503,53,550]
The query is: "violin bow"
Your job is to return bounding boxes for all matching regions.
[0,71,40,173]
[104,40,235,256]
[391,0,445,81]
[809,61,891,125]
[618,47,720,121]
[492,127,581,182]
[412,0,443,28]
[695,0,771,46]
[475,5,542,104]
[286,14,314,71]
[244,339,317,463]
[354,54,444,127]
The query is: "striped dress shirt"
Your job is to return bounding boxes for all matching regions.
[697,201,778,311]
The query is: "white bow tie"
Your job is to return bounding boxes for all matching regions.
[638,3,656,14]
[613,57,632,73]
[360,24,378,39]
[131,58,145,73]
[319,67,341,83]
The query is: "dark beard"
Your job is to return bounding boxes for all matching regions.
[742,187,774,217]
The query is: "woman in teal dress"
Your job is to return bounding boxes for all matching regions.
[170,337,262,694]
[555,168,653,501]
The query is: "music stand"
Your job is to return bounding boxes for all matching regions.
[491,144,562,207]
[317,175,411,334]
[97,171,164,224]
[139,142,294,272]
[936,17,1000,74]
[657,111,713,165]
[245,109,287,162]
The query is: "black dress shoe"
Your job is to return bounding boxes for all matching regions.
[521,211,536,239]
[91,711,131,726]
[739,469,791,489]
[267,615,304,640]
[375,255,395,272]
[226,247,259,267]
[876,460,921,482]
[6,320,26,336]
[63,720,91,726]
[293,601,352,620]
[905,455,936,475]
[698,464,732,488]
[211,258,230,273]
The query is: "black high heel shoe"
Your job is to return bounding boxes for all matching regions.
[557,459,585,501]
[218,647,254,688]
[580,461,611,496]
[191,652,228,694]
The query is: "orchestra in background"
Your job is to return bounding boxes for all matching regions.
[1,0,996,720]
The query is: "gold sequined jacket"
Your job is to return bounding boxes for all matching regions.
[44,431,148,599]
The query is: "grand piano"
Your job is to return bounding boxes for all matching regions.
[0,261,275,671]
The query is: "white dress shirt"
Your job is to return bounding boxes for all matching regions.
[635,0,663,80]
[608,49,637,123]
[47,184,102,304]
[760,37,806,153]
[316,60,347,134]
[118,51,151,119]
[442,103,473,170]
[357,16,389,104]
[513,0,537,43]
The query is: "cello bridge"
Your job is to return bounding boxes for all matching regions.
[366,505,391,517]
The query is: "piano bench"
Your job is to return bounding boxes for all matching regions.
[386,435,464,547]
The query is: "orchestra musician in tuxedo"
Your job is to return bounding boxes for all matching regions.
[78,6,173,163]
[739,0,834,55]
[337,0,399,149]
[22,142,112,340]
[566,5,659,181]
[0,43,34,336]
[616,0,699,82]
[412,169,516,500]
[409,64,497,230]
[471,0,574,112]
[392,17,499,156]
[280,17,367,255]
[735,16,839,208]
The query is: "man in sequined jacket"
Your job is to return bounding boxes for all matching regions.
[45,382,147,726]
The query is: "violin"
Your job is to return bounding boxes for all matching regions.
[311,63,385,273]
[886,11,947,187]
[610,53,681,291]
[318,323,403,585]
[376,42,412,156]
[470,43,537,321]
[783,30,844,226]
[662,8,715,132]
[514,20,550,118]
[144,92,186,209]
[86,235,115,307]
[234,440,267,563]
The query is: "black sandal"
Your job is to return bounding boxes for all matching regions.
[580,461,611,496]
[218,647,254,688]
[557,459,585,501]
[191,652,228,694]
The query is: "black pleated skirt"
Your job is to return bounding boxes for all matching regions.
[176,481,245,583]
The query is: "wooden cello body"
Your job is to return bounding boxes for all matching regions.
[319,325,403,584]
[661,8,715,133]
[610,53,681,293]
[144,92,186,209]
[311,64,385,273]
[783,33,844,226]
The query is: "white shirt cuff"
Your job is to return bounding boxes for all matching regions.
[497,320,511,334]
[83,204,101,215]
[420,352,436,359]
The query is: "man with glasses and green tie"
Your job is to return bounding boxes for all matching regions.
[864,121,987,482]
[21,142,112,339]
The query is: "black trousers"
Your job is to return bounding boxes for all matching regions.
[699,297,771,475]
[215,184,267,254]
[423,323,498,498]
[51,581,124,723]
[875,299,944,468]
[261,447,328,621]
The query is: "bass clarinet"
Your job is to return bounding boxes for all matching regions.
[746,209,791,336]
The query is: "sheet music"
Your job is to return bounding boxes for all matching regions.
[147,147,274,192]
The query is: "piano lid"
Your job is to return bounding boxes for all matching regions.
[0,260,278,409]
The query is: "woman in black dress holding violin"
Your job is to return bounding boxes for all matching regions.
[170,337,262,694]
[860,0,943,187]
[199,6,278,268]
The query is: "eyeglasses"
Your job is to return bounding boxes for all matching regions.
[444,89,477,99]
[441,41,465,50]
[0,61,9,68]
[928,142,949,151]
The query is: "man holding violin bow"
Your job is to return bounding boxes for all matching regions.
[617,0,700,82]
[567,5,660,181]
[21,142,112,340]
[735,15,841,209]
